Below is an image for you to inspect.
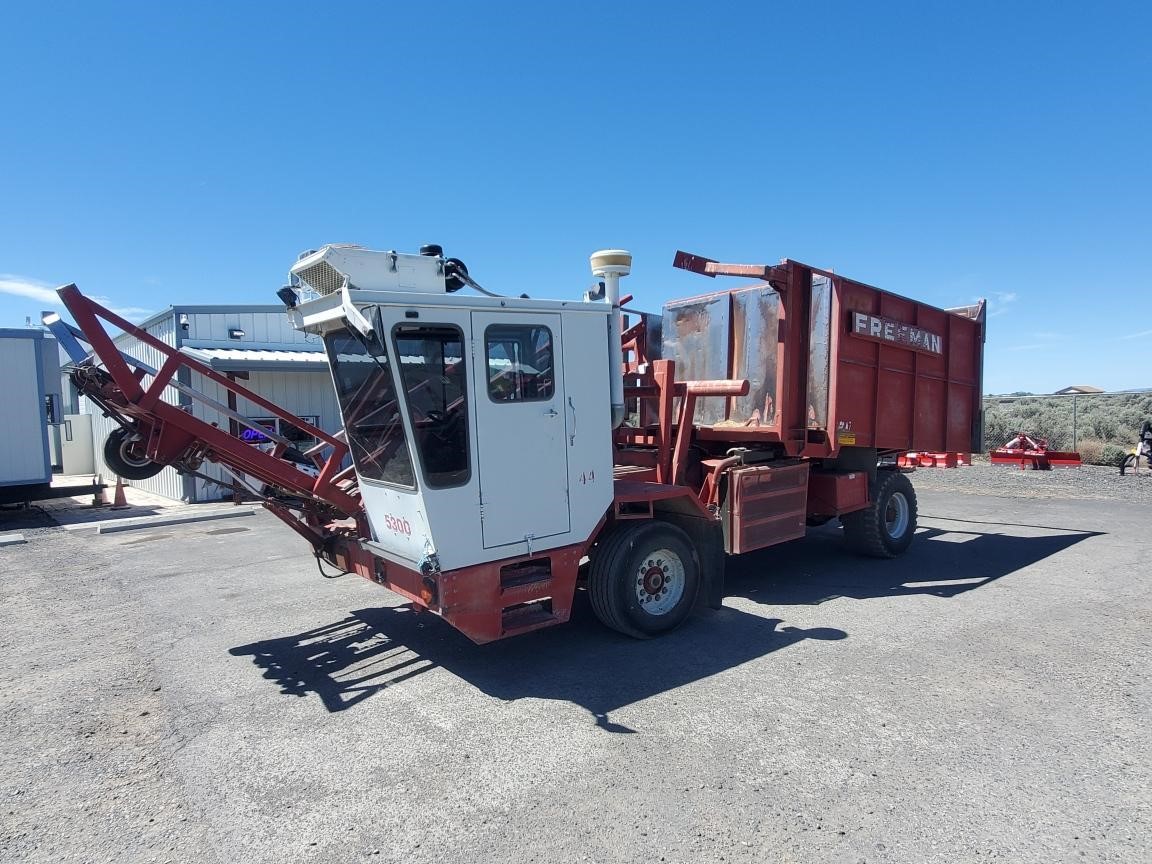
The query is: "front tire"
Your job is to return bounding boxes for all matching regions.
[1120,454,1137,476]
[842,469,918,558]
[588,520,701,638]
[103,427,165,480]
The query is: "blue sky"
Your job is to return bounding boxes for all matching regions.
[2,1,1149,394]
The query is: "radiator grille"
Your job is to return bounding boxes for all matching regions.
[295,260,346,296]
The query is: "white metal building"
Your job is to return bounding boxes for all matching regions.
[81,305,341,502]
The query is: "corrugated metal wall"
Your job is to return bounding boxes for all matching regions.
[182,308,321,349]
[187,369,340,501]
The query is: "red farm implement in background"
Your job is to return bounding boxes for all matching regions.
[989,433,1082,470]
[897,452,972,469]
[48,244,986,644]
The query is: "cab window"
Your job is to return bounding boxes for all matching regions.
[393,325,471,489]
[485,325,554,402]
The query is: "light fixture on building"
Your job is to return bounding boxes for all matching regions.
[178,313,189,331]
[228,327,245,340]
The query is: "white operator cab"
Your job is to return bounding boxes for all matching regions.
[286,244,618,575]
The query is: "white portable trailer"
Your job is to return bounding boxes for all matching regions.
[0,329,59,504]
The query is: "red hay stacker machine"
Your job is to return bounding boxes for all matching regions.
[47,246,986,643]
[989,434,1082,470]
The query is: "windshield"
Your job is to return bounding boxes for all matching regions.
[324,328,415,487]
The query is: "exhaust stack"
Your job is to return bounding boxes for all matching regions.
[590,249,631,428]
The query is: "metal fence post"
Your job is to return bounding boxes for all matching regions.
[1072,394,1078,451]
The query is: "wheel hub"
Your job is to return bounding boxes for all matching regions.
[642,564,666,595]
[884,491,910,538]
[121,440,151,467]
[634,550,685,616]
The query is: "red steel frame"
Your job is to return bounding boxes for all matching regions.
[58,285,360,518]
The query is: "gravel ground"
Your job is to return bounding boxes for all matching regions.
[1,486,1149,864]
[911,461,1152,503]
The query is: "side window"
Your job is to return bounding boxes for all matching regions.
[393,325,471,489]
[485,325,554,402]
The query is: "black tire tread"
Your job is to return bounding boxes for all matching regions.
[103,427,165,481]
[588,524,647,639]
[588,520,700,639]
[843,470,917,559]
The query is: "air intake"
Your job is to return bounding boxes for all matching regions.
[289,245,449,296]
[294,260,346,297]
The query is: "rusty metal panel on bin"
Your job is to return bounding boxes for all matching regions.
[661,293,729,425]
[806,471,868,517]
[722,462,810,554]
[626,310,663,362]
[833,273,984,455]
[729,285,781,427]
[806,275,832,430]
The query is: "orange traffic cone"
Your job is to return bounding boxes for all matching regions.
[110,477,130,510]
[91,474,107,507]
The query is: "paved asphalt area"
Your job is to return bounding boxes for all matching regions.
[1,485,1148,864]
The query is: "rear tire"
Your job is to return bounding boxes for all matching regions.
[104,427,165,480]
[842,470,918,558]
[588,520,700,638]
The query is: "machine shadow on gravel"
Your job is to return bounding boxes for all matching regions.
[725,520,1104,606]
[229,600,846,729]
[1,502,168,530]
[0,505,59,530]
[228,520,1100,726]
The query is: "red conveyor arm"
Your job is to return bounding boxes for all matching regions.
[55,284,361,517]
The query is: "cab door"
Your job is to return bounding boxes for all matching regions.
[471,311,570,548]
